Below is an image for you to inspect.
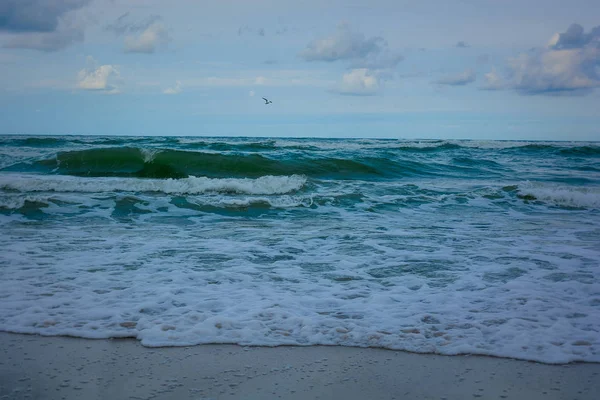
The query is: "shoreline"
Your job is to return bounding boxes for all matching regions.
[2,332,599,400]
[2,329,598,366]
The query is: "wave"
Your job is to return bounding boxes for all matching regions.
[3,135,598,155]
[392,142,462,152]
[0,136,174,148]
[517,182,600,209]
[3,147,384,179]
[172,140,598,158]
[499,143,600,156]
[559,145,600,156]
[0,174,307,196]
[0,147,514,180]
[0,137,68,147]
[451,156,505,169]
[180,139,279,152]
[170,195,313,212]
[0,196,50,213]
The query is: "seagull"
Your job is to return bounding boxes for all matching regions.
[262,97,273,105]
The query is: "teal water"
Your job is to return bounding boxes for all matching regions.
[0,136,599,363]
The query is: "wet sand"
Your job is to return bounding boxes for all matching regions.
[1,332,598,400]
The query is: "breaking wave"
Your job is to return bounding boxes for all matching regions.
[0,174,307,196]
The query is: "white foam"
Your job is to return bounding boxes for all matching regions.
[0,195,44,210]
[140,148,161,162]
[0,174,307,196]
[0,148,57,169]
[1,187,598,364]
[518,182,600,209]
[186,194,313,209]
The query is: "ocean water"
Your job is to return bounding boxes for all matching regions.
[0,135,599,364]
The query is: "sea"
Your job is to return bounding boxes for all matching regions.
[0,135,599,364]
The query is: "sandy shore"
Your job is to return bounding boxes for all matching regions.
[1,332,598,400]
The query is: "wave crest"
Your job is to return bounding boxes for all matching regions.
[19,147,381,179]
[518,182,600,209]
[0,174,307,196]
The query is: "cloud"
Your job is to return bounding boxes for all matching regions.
[512,48,599,95]
[300,23,380,62]
[331,68,380,96]
[3,24,84,51]
[480,68,506,90]
[435,69,476,86]
[548,23,600,50]
[301,23,389,64]
[300,23,402,69]
[0,0,90,51]
[301,23,403,95]
[105,13,132,35]
[0,0,90,33]
[104,12,163,36]
[237,25,265,37]
[482,23,600,95]
[124,21,169,53]
[456,41,469,48]
[106,13,162,36]
[352,49,404,72]
[76,57,121,93]
[163,81,182,95]
[106,14,169,54]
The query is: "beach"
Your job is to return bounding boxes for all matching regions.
[1,332,599,400]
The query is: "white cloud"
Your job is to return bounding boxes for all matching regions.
[163,80,182,95]
[484,23,600,95]
[124,21,169,54]
[480,68,505,90]
[435,69,476,86]
[76,57,121,93]
[300,22,402,70]
[249,90,255,97]
[547,33,560,48]
[331,68,380,96]
[301,23,381,62]
[301,23,402,95]
[509,48,600,94]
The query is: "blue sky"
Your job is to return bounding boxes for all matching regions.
[0,0,599,139]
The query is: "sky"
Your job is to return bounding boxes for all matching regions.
[0,0,599,140]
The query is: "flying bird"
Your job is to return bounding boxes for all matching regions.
[262,97,273,105]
